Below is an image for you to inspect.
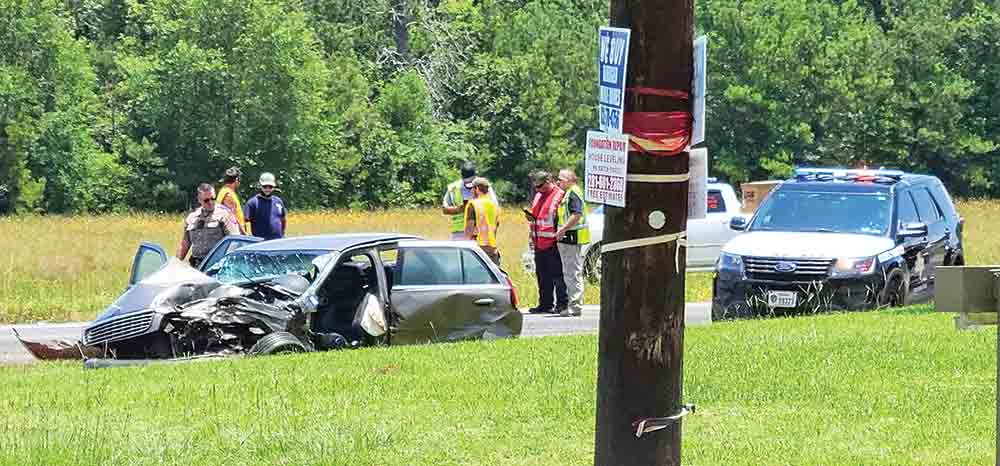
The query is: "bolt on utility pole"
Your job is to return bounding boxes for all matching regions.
[594,1,694,465]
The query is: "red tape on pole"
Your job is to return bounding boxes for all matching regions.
[622,87,693,156]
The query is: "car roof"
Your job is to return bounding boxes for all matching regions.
[241,233,422,253]
[397,239,480,248]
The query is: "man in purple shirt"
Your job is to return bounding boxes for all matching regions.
[244,172,287,240]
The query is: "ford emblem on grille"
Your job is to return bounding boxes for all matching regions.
[774,261,797,273]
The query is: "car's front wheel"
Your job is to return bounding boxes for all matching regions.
[249,331,307,356]
[879,274,907,308]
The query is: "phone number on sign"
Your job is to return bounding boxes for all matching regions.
[587,174,625,191]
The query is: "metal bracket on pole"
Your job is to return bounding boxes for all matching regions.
[633,404,696,438]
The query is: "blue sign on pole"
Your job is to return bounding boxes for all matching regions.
[598,26,631,135]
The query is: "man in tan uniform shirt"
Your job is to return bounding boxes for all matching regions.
[177,183,241,268]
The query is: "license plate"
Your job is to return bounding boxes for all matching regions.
[767,291,797,308]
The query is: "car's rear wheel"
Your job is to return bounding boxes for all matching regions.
[249,331,307,356]
[483,323,513,340]
[583,243,602,284]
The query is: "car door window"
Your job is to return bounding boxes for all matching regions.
[912,189,941,223]
[462,249,497,285]
[398,248,463,286]
[897,192,919,227]
[707,190,726,213]
[129,243,167,286]
[379,247,399,289]
[931,184,956,218]
[924,187,946,219]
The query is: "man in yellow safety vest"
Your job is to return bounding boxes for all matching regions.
[216,166,249,234]
[463,177,501,265]
[555,168,589,317]
[442,160,497,240]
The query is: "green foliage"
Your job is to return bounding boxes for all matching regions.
[2,0,1000,213]
[0,0,130,213]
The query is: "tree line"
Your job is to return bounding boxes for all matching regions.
[1,0,997,214]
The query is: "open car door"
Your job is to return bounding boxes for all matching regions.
[199,235,262,273]
[128,242,168,287]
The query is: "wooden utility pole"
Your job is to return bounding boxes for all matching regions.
[594,1,694,465]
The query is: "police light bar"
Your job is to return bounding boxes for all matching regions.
[794,167,904,179]
[707,177,718,183]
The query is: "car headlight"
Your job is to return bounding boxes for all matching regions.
[830,256,877,278]
[717,252,744,274]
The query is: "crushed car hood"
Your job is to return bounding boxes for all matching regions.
[95,258,220,322]
[722,232,895,259]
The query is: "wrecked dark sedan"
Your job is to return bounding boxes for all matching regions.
[60,233,522,360]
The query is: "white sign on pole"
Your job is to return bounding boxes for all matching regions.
[585,130,629,207]
[688,148,708,220]
[598,27,631,135]
[691,35,708,146]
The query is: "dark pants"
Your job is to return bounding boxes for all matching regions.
[534,246,567,311]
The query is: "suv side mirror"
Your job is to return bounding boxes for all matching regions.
[898,222,928,239]
[729,216,748,231]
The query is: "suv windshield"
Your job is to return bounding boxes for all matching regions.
[750,190,892,236]
[205,251,322,283]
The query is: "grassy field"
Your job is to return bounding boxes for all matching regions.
[0,305,993,465]
[0,199,996,323]
[0,208,715,323]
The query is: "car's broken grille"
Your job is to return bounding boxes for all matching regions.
[745,257,833,281]
[84,310,155,346]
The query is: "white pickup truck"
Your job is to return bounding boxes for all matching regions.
[523,180,747,280]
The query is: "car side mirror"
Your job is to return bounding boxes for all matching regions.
[898,222,928,239]
[729,216,748,231]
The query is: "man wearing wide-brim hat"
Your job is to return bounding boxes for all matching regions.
[244,172,287,240]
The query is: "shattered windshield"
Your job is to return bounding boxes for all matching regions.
[750,190,892,236]
[205,251,322,283]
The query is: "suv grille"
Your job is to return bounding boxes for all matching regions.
[83,310,155,346]
[745,257,832,281]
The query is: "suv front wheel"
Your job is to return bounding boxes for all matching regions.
[879,273,908,308]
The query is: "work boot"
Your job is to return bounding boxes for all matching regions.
[528,306,552,314]
[555,305,570,317]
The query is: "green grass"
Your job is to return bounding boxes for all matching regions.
[0,305,993,465]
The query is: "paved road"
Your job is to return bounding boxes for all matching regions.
[0,302,711,364]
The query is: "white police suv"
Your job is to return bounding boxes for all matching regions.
[712,168,965,320]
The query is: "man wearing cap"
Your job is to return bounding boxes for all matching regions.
[177,183,241,268]
[463,177,502,266]
[244,172,287,240]
[442,160,498,240]
[525,170,568,315]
